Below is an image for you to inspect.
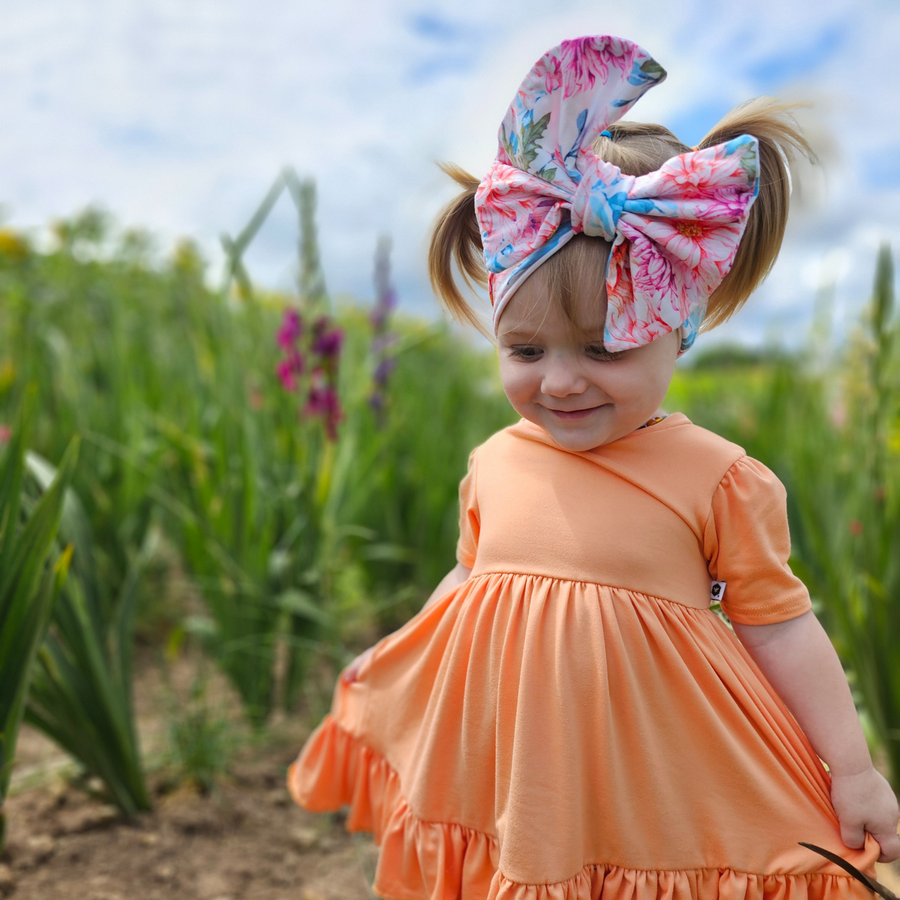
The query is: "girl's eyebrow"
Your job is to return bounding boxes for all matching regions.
[500,330,607,340]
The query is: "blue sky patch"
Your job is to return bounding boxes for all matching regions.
[666,100,736,148]
[860,147,900,189]
[405,53,474,83]
[407,12,469,43]
[746,24,846,90]
[405,11,478,83]
[105,124,164,150]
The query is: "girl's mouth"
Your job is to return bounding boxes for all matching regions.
[547,405,602,420]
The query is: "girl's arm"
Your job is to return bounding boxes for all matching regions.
[421,561,473,611]
[342,562,472,683]
[732,610,900,863]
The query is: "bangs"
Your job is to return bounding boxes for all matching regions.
[529,235,612,339]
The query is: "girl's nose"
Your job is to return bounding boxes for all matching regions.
[541,354,588,397]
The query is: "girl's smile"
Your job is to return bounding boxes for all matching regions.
[547,404,606,419]
[496,274,681,452]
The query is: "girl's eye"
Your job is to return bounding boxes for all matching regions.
[509,345,625,361]
[587,344,624,361]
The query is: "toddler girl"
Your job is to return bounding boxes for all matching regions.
[288,35,900,900]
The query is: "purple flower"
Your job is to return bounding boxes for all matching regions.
[369,236,398,429]
[276,358,298,391]
[304,383,343,441]
[371,332,396,356]
[305,383,336,416]
[312,327,343,359]
[277,308,304,350]
[374,357,396,386]
[289,349,305,374]
[370,288,397,331]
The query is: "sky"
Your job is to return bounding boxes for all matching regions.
[1,0,898,353]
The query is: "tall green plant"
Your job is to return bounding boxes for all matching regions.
[785,245,900,789]
[156,175,349,726]
[23,453,155,817]
[153,295,401,724]
[0,211,175,645]
[157,169,440,725]
[0,388,78,852]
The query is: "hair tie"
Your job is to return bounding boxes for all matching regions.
[600,130,612,138]
[474,36,761,356]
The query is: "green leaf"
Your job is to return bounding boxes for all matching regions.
[360,542,416,563]
[520,112,551,170]
[183,615,219,641]
[739,143,759,178]
[640,59,666,78]
[500,124,516,163]
[275,589,331,626]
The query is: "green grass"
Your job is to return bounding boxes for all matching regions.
[0,387,78,851]
[0,208,897,793]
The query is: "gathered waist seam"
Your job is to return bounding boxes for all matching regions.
[462,570,712,613]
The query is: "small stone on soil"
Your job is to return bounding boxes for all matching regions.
[266,787,290,806]
[291,825,320,850]
[54,804,120,835]
[15,833,56,868]
[153,863,175,882]
[0,864,16,896]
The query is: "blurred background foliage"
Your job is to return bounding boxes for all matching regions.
[0,180,897,818]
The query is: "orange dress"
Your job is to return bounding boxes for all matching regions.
[287,413,880,900]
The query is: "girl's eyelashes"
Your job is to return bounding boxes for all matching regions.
[587,344,625,361]
[509,345,541,360]
[508,344,625,361]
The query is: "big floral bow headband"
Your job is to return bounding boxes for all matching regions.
[475,36,761,355]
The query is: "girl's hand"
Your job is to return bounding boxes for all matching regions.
[342,645,376,684]
[830,766,900,863]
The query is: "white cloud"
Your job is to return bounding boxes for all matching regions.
[0,0,896,354]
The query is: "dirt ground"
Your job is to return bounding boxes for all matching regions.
[2,644,900,900]
[2,644,379,900]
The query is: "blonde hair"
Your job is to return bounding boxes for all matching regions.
[428,98,815,341]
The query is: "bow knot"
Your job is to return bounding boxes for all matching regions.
[570,161,635,240]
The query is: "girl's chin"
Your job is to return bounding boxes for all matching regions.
[543,422,614,451]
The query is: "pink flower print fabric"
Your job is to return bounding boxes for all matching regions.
[475,36,761,355]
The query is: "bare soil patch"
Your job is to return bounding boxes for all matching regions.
[2,645,377,900]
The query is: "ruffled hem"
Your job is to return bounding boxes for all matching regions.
[287,714,498,899]
[490,868,873,900]
[287,717,873,900]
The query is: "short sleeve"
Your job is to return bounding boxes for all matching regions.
[456,448,480,569]
[703,456,811,625]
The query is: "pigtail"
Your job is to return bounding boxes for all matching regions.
[428,164,492,339]
[697,98,816,330]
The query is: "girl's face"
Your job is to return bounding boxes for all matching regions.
[496,274,680,452]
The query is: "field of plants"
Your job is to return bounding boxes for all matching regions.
[0,176,898,898]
